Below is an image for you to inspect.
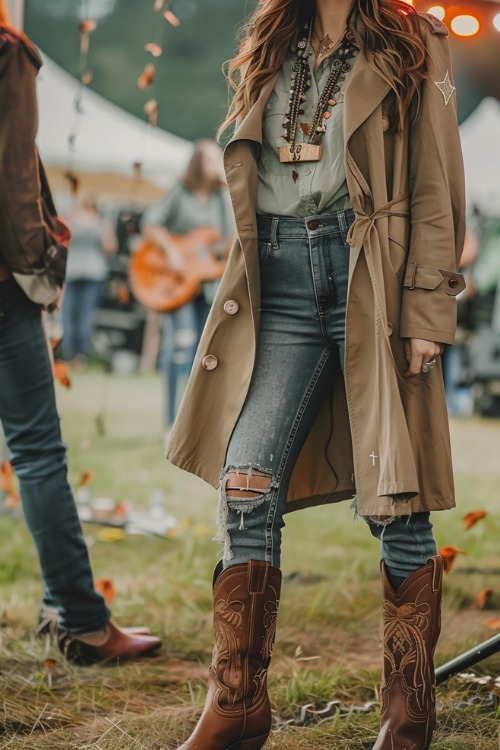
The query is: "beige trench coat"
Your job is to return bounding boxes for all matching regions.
[166,14,466,517]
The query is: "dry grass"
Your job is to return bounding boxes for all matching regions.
[0,369,499,749]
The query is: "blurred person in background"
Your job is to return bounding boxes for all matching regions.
[140,139,233,443]
[0,2,161,663]
[61,191,118,369]
[442,227,479,417]
[165,0,465,748]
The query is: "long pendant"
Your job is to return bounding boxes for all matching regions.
[278,143,323,163]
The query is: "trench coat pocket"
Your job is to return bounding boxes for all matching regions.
[388,236,408,276]
[403,263,465,296]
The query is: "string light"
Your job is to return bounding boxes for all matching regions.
[422,1,500,37]
[427,5,445,20]
[450,14,481,36]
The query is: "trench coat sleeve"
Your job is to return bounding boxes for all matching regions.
[400,19,466,346]
[0,29,65,305]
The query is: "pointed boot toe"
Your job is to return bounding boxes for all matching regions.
[60,621,162,664]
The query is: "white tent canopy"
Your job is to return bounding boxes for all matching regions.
[459,97,500,217]
[36,54,193,194]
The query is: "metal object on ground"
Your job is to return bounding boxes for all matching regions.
[436,633,500,685]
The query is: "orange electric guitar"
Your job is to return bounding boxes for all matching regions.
[129,226,230,312]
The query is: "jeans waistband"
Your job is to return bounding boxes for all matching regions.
[257,210,355,241]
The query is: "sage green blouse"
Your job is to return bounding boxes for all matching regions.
[257,41,358,218]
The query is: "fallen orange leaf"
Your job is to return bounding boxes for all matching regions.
[95,578,116,604]
[0,462,14,493]
[476,588,493,609]
[114,500,131,517]
[463,510,487,530]
[483,618,500,630]
[76,470,95,488]
[53,360,71,388]
[438,546,466,573]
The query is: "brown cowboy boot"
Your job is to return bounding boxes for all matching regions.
[178,559,282,750]
[372,555,444,750]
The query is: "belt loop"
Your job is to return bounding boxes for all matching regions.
[270,217,279,249]
[338,210,347,243]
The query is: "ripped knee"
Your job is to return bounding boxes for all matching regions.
[224,468,273,530]
[215,466,275,561]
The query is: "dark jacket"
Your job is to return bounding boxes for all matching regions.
[0,24,69,306]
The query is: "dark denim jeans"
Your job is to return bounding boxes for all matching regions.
[219,212,436,582]
[0,279,109,632]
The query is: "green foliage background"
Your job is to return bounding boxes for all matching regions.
[24,0,257,142]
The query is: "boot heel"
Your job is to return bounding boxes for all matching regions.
[229,735,269,750]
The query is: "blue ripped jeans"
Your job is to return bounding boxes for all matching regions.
[218,212,436,584]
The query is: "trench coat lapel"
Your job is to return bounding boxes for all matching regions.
[223,73,278,242]
[344,50,391,143]
[227,73,278,146]
[223,74,279,317]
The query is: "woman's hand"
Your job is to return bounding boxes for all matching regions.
[403,338,444,378]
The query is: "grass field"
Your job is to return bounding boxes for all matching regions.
[0,368,499,749]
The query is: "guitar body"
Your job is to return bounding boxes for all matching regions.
[129,226,228,312]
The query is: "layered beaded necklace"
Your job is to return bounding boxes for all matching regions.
[280,20,358,163]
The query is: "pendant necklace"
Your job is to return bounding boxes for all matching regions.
[313,28,336,56]
[280,19,358,163]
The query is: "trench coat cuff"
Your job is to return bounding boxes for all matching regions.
[399,321,456,347]
[402,263,465,296]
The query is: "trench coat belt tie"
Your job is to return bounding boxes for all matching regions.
[346,193,409,254]
[346,194,409,333]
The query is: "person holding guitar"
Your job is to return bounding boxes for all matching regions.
[139,139,233,442]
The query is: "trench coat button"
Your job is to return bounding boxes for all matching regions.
[223,300,239,315]
[448,277,459,289]
[381,116,389,132]
[201,354,218,371]
[387,322,393,335]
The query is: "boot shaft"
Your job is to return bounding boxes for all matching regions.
[380,556,443,685]
[212,560,282,708]
[373,555,444,750]
[176,560,282,750]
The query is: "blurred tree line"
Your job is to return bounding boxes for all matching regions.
[25,0,256,142]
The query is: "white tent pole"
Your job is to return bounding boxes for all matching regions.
[7,0,24,30]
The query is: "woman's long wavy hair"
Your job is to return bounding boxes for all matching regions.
[218,0,428,137]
